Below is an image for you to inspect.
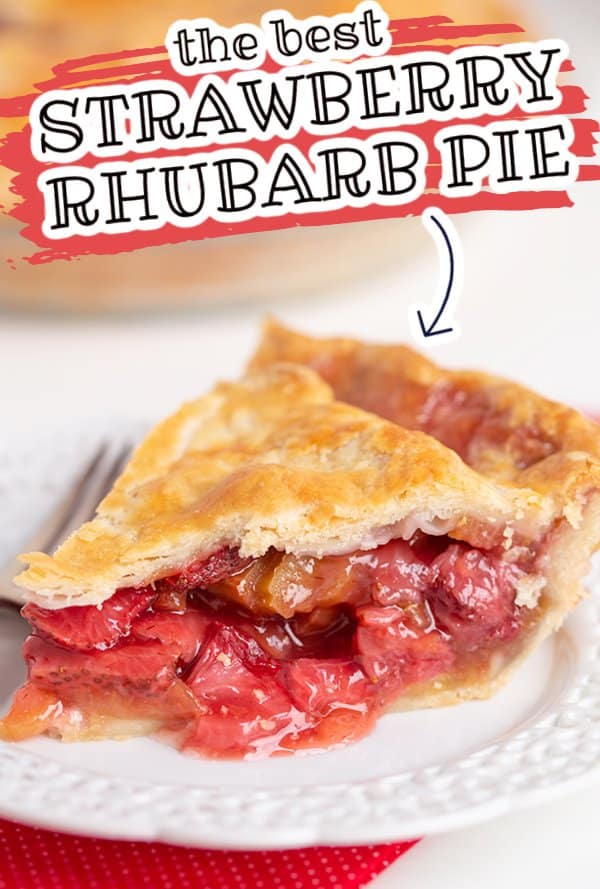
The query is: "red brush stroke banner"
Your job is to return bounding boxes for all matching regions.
[0,12,598,266]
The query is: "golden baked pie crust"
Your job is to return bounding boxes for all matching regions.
[15,363,559,609]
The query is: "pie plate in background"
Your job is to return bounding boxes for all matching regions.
[1,426,599,849]
[0,0,530,314]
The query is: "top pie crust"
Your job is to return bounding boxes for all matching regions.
[249,319,600,504]
[16,362,557,609]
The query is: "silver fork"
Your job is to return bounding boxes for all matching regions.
[0,441,132,611]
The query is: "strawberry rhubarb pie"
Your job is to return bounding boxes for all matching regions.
[2,352,600,759]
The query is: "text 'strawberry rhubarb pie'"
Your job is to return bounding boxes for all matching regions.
[2,358,600,759]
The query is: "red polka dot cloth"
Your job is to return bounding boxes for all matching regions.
[0,818,418,889]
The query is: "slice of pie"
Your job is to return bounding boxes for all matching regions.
[2,362,598,759]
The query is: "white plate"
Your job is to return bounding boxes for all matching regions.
[1,426,600,849]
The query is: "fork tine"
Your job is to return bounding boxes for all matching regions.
[0,442,110,603]
[45,442,132,550]
[21,442,109,555]
[0,441,135,605]
[96,444,133,505]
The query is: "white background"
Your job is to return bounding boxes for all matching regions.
[0,0,599,884]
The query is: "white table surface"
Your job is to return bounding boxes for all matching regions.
[1,0,599,884]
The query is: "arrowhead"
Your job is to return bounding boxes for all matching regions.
[416,309,454,339]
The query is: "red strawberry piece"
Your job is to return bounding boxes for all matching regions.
[356,604,454,691]
[367,539,431,606]
[132,610,211,667]
[185,625,303,756]
[22,588,156,652]
[25,634,177,697]
[23,635,199,722]
[186,625,282,707]
[156,548,253,595]
[429,543,523,648]
[282,658,373,716]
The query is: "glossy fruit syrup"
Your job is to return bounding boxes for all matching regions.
[0,537,530,758]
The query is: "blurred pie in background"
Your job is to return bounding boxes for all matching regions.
[0,0,528,313]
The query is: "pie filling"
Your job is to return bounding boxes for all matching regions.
[0,536,540,758]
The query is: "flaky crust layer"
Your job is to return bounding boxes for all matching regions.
[16,363,555,608]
